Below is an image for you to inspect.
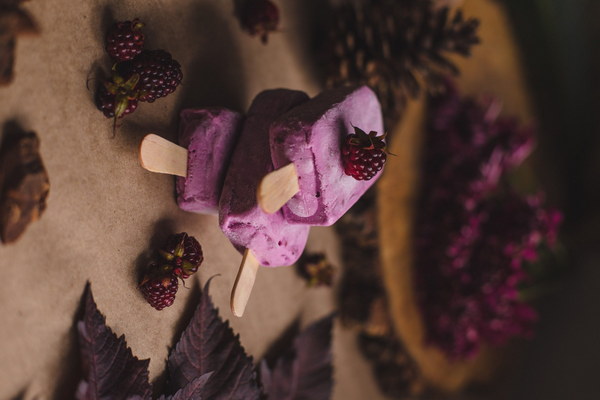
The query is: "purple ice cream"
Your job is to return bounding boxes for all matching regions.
[269,85,384,226]
[219,89,311,267]
[176,108,243,214]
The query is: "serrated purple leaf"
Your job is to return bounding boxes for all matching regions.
[167,278,261,400]
[76,283,152,400]
[156,372,213,400]
[263,314,334,400]
[260,360,272,392]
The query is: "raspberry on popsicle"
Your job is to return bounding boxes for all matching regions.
[259,85,385,225]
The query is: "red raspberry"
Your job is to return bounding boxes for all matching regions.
[117,50,183,103]
[239,0,279,44]
[341,126,387,181]
[105,19,145,62]
[140,265,179,310]
[159,232,203,279]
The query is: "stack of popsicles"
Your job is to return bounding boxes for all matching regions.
[140,85,384,315]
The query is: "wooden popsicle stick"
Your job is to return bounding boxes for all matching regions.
[139,134,188,177]
[230,249,261,317]
[257,163,300,214]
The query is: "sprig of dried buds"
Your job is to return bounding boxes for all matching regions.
[414,81,562,359]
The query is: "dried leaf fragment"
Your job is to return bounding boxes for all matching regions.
[0,124,49,243]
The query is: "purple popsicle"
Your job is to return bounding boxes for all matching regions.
[269,85,384,226]
[219,89,311,267]
[176,108,243,214]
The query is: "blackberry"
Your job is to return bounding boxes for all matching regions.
[341,126,387,181]
[239,0,280,44]
[118,50,182,103]
[139,265,179,310]
[159,232,203,279]
[105,19,145,62]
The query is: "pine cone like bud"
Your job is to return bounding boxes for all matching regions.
[322,0,479,130]
[359,333,426,397]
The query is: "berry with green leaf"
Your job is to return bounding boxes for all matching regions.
[95,85,138,119]
[95,71,141,133]
[159,232,203,279]
[341,126,387,181]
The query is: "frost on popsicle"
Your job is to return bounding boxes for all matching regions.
[219,89,310,267]
[176,108,243,214]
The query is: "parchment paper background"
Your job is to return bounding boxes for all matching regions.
[3,1,600,400]
[0,1,389,398]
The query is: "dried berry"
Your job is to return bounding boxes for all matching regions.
[105,18,145,62]
[296,252,335,287]
[117,49,182,103]
[341,126,387,181]
[139,264,179,310]
[239,0,279,44]
[159,232,203,279]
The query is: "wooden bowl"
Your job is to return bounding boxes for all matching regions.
[376,0,534,392]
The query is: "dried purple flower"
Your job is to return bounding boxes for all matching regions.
[414,81,562,359]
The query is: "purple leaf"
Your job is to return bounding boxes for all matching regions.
[157,372,213,400]
[167,278,261,400]
[262,314,334,400]
[76,283,152,400]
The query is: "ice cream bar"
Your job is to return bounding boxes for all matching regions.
[176,108,243,214]
[269,85,384,226]
[219,89,310,267]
